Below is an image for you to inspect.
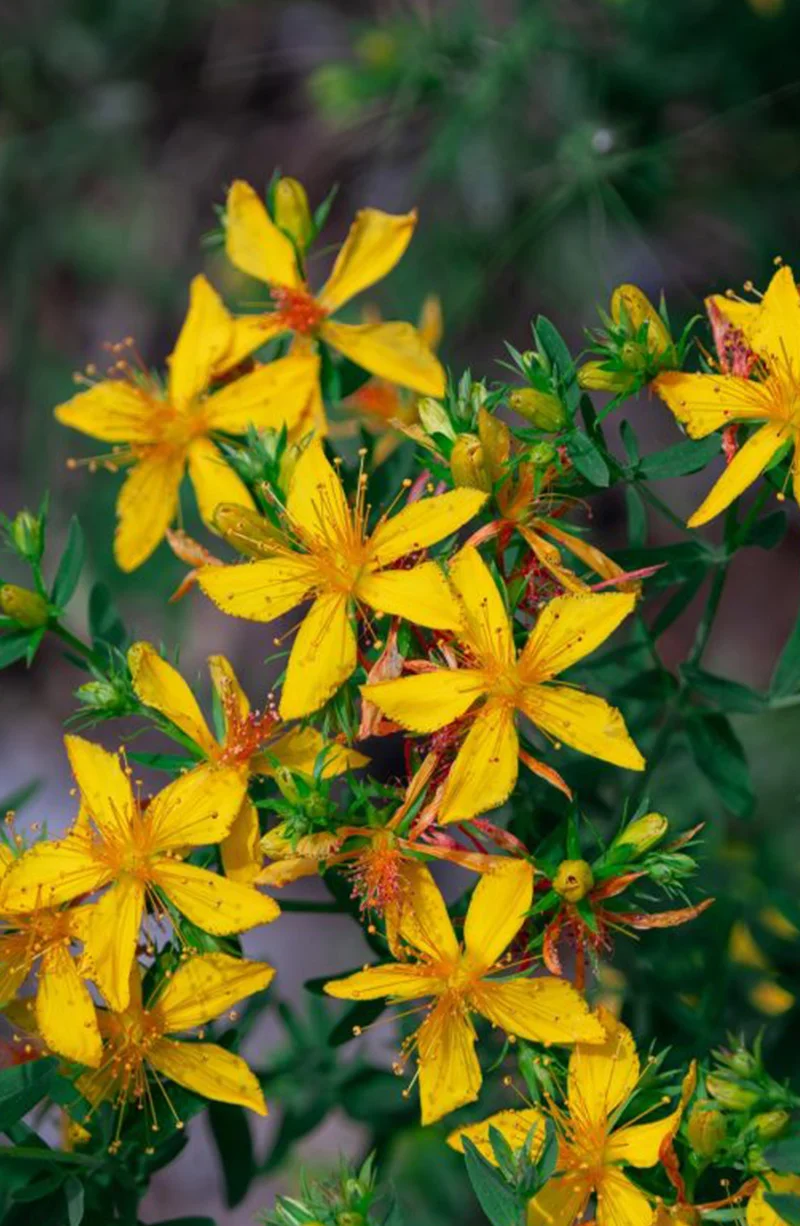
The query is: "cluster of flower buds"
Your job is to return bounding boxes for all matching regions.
[263,1155,382,1226]
[578,284,682,397]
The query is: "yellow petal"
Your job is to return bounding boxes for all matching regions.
[706,292,760,337]
[356,561,463,630]
[286,438,351,551]
[749,979,795,1016]
[198,555,317,622]
[687,421,790,528]
[0,839,110,912]
[322,319,446,396]
[225,179,301,289]
[208,654,251,726]
[439,703,520,823]
[473,978,605,1045]
[448,1107,547,1162]
[188,437,255,529]
[54,381,154,443]
[205,353,321,436]
[221,798,262,883]
[146,762,249,851]
[127,643,216,755]
[611,285,671,356]
[463,858,533,971]
[522,684,645,771]
[448,546,514,668]
[419,294,443,350]
[653,371,772,439]
[518,524,587,595]
[151,858,279,933]
[0,937,30,1005]
[541,521,628,590]
[216,313,291,373]
[263,726,368,776]
[519,591,637,682]
[318,207,417,312]
[37,945,102,1067]
[279,591,357,719]
[368,489,487,567]
[417,1000,481,1125]
[148,1036,267,1114]
[394,861,459,964]
[596,1168,655,1226]
[748,264,800,370]
[167,275,234,409]
[114,451,184,572]
[64,735,136,844]
[606,1108,683,1168]
[528,1174,591,1226]
[81,878,145,1012]
[568,1008,639,1127]
[748,1175,800,1226]
[154,953,274,1032]
[325,963,443,1001]
[361,668,485,733]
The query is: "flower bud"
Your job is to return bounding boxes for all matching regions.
[9,510,44,563]
[450,434,490,491]
[508,388,567,431]
[0,584,49,629]
[578,361,630,394]
[706,1074,760,1111]
[686,1103,727,1157]
[274,767,302,806]
[76,679,125,711]
[477,408,511,483]
[527,441,558,467]
[611,284,672,356]
[337,1214,366,1226]
[417,397,456,440]
[213,504,282,558]
[553,859,595,903]
[274,177,313,251]
[752,1110,790,1141]
[615,812,668,855]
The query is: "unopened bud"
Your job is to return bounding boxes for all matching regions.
[274,177,313,251]
[418,397,456,440]
[508,387,567,432]
[213,504,282,558]
[578,361,631,394]
[527,441,558,467]
[274,767,302,806]
[553,859,594,903]
[752,1110,790,1141]
[706,1074,760,1111]
[0,585,49,629]
[10,511,44,563]
[611,284,672,356]
[450,434,489,491]
[615,812,668,855]
[724,1047,762,1077]
[686,1103,727,1157]
[337,1214,366,1226]
[76,679,123,710]
[477,408,511,483]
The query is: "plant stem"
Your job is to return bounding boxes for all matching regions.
[635,482,690,533]
[688,563,729,668]
[49,621,101,669]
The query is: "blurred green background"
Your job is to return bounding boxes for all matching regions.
[2,0,800,1221]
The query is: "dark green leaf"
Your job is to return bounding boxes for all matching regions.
[462,1136,524,1226]
[51,517,84,608]
[765,1134,800,1174]
[0,1060,57,1133]
[0,631,33,670]
[208,1102,254,1208]
[534,317,574,382]
[64,1177,84,1226]
[626,487,647,548]
[329,998,386,1047]
[88,582,126,650]
[638,435,720,479]
[771,607,800,699]
[743,510,787,551]
[620,420,640,465]
[566,430,610,487]
[686,713,755,818]
[681,666,765,714]
[765,1195,800,1226]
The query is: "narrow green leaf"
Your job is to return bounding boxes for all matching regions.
[64,1177,84,1226]
[771,607,800,699]
[625,487,647,547]
[566,430,610,487]
[87,582,126,650]
[638,435,720,479]
[685,714,755,818]
[650,572,705,639]
[51,517,84,608]
[764,1134,800,1174]
[681,666,765,714]
[742,510,787,551]
[0,1060,57,1134]
[208,1102,254,1208]
[765,1195,800,1226]
[462,1136,524,1226]
[0,631,33,670]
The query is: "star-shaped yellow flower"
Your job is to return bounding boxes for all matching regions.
[655,265,800,527]
[128,643,368,883]
[325,859,603,1125]
[55,274,320,570]
[449,1010,687,1226]
[0,736,278,1012]
[198,439,486,718]
[362,546,644,821]
[223,180,445,399]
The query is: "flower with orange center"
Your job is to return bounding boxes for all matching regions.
[223,181,445,402]
[76,954,273,1151]
[55,275,321,570]
[128,643,367,883]
[325,859,603,1125]
[362,545,644,820]
[0,736,278,1012]
[197,438,486,718]
[449,1010,689,1226]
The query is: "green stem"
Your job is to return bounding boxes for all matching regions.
[629,709,678,808]
[688,563,729,668]
[49,621,102,669]
[634,481,689,533]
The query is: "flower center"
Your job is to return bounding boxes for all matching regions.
[271,285,328,335]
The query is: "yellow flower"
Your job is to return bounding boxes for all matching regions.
[450,1010,687,1226]
[223,180,445,399]
[198,438,486,718]
[325,859,603,1125]
[362,546,644,820]
[55,275,320,570]
[0,736,278,1012]
[747,1175,800,1226]
[0,846,101,1067]
[654,265,800,527]
[77,953,273,1147]
[128,643,367,882]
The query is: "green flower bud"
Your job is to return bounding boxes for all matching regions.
[615,812,668,855]
[752,1110,790,1141]
[706,1074,760,1110]
[418,397,456,440]
[508,387,567,431]
[578,361,631,394]
[274,177,313,251]
[686,1103,727,1157]
[450,434,489,491]
[213,504,282,558]
[274,767,302,805]
[527,441,558,467]
[76,679,123,710]
[553,859,595,903]
[0,584,50,629]
[10,511,44,563]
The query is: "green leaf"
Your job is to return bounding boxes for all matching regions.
[685,713,755,818]
[534,317,574,382]
[462,1136,524,1226]
[637,435,720,479]
[771,607,800,699]
[0,1060,57,1134]
[650,572,705,639]
[765,1195,800,1226]
[0,631,33,670]
[764,1134,800,1174]
[87,582,126,650]
[626,487,647,548]
[566,430,610,487]
[620,420,640,465]
[340,1067,410,1125]
[50,517,84,608]
[63,1177,84,1226]
[208,1102,254,1208]
[742,510,787,551]
[329,998,386,1047]
[681,666,766,714]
